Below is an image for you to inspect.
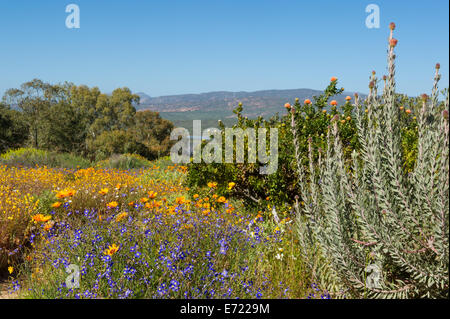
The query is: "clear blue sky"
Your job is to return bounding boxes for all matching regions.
[0,0,448,98]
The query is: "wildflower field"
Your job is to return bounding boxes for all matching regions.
[0,24,448,299]
[0,157,325,299]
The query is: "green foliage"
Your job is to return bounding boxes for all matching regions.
[186,80,355,214]
[87,130,151,161]
[2,81,174,161]
[132,110,174,158]
[95,153,152,170]
[0,148,92,169]
[0,103,29,153]
[293,27,449,298]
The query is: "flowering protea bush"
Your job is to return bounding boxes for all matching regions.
[293,24,449,298]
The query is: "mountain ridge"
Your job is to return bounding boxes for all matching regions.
[134,88,367,130]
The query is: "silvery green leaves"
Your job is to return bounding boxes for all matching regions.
[293,25,449,298]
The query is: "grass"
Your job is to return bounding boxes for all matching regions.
[0,148,92,169]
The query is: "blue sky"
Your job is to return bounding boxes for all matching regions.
[0,0,448,98]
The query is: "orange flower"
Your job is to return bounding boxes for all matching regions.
[66,189,76,197]
[330,100,338,106]
[284,103,291,109]
[32,214,52,223]
[176,196,186,205]
[51,202,62,208]
[55,191,65,199]
[217,196,227,203]
[193,194,199,199]
[345,96,352,101]
[399,106,404,111]
[389,38,398,47]
[146,200,162,209]
[107,201,119,209]
[304,99,312,105]
[340,120,346,124]
[405,109,411,114]
[330,76,338,82]
[43,222,54,232]
[140,197,149,203]
[56,189,75,199]
[346,116,351,121]
[128,201,135,206]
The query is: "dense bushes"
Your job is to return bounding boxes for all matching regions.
[186,74,423,217]
[186,81,359,213]
[1,81,173,161]
[0,103,28,154]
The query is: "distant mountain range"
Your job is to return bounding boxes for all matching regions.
[135,88,366,130]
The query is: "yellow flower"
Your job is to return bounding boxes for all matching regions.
[104,244,120,256]
[99,188,109,195]
[115,212,128,222]
[228,182,236,190]
[140,197,149,203]
[148,191,157,199]
[207,182,217,188]
[107,201,119,209]
[8,266,13,274]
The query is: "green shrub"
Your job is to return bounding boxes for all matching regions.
[95,153,152,170]
[293,25,449,298]
[0,148,92,169]
[87,130,154,162]
[0,103,29,154]
[186,79,357,214]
